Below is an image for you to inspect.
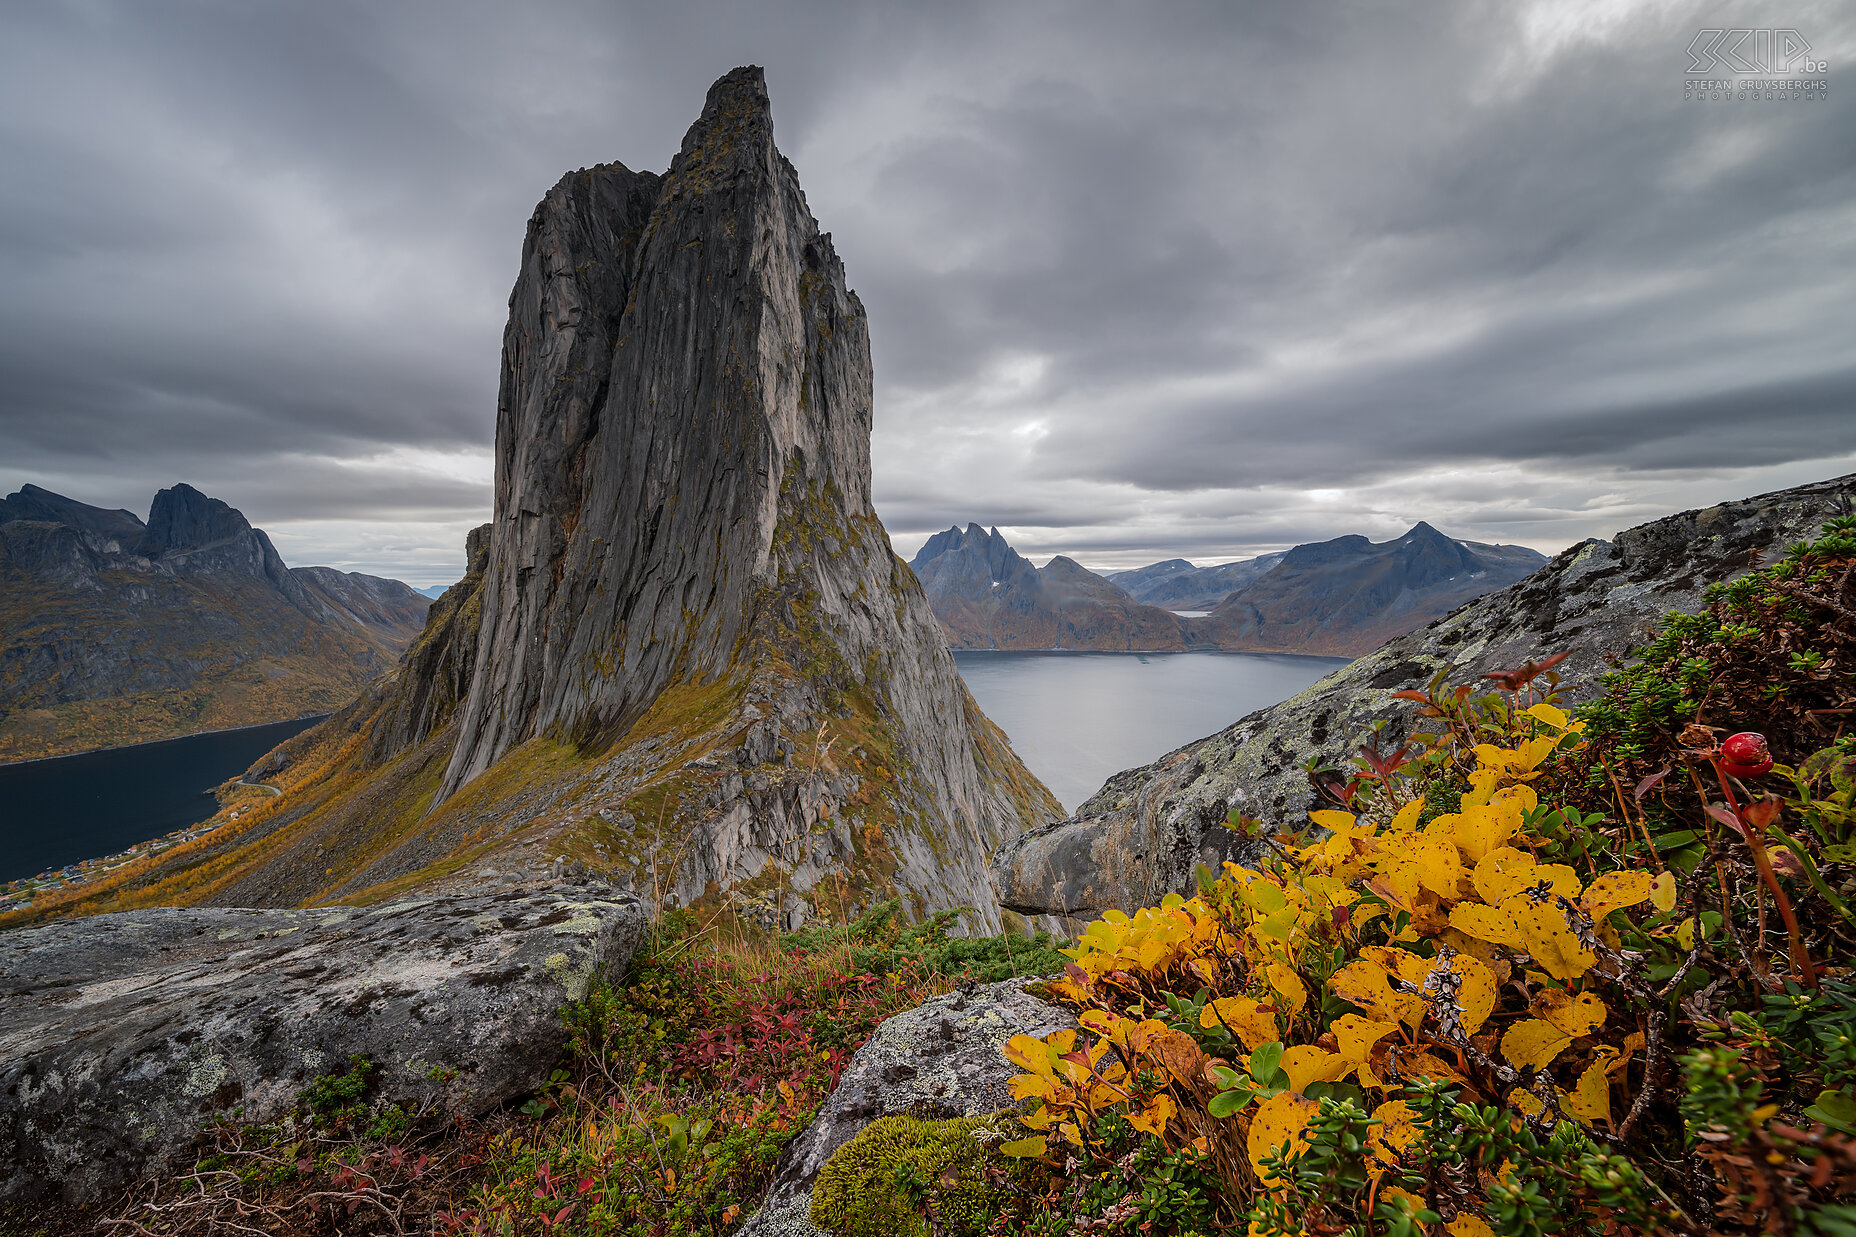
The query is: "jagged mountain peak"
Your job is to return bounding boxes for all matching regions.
[133,67,1060,931]
[136,483,255,557]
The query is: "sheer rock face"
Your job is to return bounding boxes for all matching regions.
[994,473,1856,921]
[137,68,1055,930]
[445,67,883,786]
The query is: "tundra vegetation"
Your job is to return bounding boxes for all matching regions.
[65,517,1856,1236]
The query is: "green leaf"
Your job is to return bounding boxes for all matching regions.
[1806,1089,1856,1134]
[1208,1065,1244,1089]
[1208,1088,1254,1118]
[998,1136,1047,1158]
[1248,1042,1285,1084]
[1823,845,1856,864]
[1654,830,1699,849]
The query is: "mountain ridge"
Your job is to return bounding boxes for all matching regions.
[910,521,1545,655]
[0,483,429,761]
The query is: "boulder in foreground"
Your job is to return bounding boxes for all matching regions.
[739,977,1076,1237]
[0,883,646,1204]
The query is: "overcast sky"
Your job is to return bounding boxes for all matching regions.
[1,1,1852,585]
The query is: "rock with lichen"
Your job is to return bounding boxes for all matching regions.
[992,472,1856,923]
[0,883,646,1205]
[739,977,1074,1237]
[811,1114,1041,1237]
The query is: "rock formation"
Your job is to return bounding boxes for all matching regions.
[0,883,645,1204]
[0,482,429,761]
[994,473,1854,922]
[1196,523,1546,656]
[46,67,1058,932]
[911,523,1190,650]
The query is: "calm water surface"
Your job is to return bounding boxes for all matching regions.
[953,650,1350,813]
[0,716,326,882]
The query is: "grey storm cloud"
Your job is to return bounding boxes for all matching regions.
[0,0,1852,585]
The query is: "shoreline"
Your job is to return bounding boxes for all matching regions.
[0,713,331,770]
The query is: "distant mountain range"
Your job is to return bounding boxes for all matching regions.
[910,522,1547,657]
[0,483,430,761]
[1201,522,1548,655]
[1108,554,1285,610]
[911,524,1188,650]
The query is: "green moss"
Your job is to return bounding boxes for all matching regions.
[811,1113,1032,1237]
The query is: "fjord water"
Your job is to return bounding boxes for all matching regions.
[953,650,1350,813]
[0,716,325,883]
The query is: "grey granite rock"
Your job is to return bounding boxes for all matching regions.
[994,472,1855,922]
[319,66,1055,921]
[0,883,646,1205]
[738,978,1076,1237]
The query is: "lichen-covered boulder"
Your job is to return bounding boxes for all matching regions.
[0,882,646,1204]
[739,977,1075,1237]
[812,1114,1036,1237]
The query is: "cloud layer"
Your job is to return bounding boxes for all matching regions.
[1,1,1851,583]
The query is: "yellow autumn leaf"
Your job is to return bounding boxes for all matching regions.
[1437,925,1514,986]
[1451,803,1519,865]
[1509,899,1597,982]
[1126,1092,1176,1137]
[1139,1025,1207,1090]
[1526,702,1571,729]
[1509,1087,1544,1118]
[1382,1045,1467,1086]
[1332,1013,1401,1070]
[1327,959,1422,1026]
[1448,901,1524,948]
[1582,871,1654,922]
[1280,1044,1348,1093]
[1389,799,1425,834]
[1265,962,1309,1014]
[1533,988,1608,1037]
[1651,871,1678,913]
[1005,1034,1058,1078]
[1368,1098,1419,1167]
[1472,847,1540,905]
[1566,1055,1615,1126]
[1309,810,1360,833]
[1412,833,1465,899]
[1247,1092,1317,1175]
[1202,996,1279,1049]
[1008,1072,1057,1102]
[1427,951,1500,1034]
[1369,861,1425,913]
[1447,1214,1497,1237]
[1502,1019,1575,1072]
[1078,1009,1129,1046]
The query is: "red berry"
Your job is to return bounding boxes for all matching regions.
[1719,731,1773,777]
